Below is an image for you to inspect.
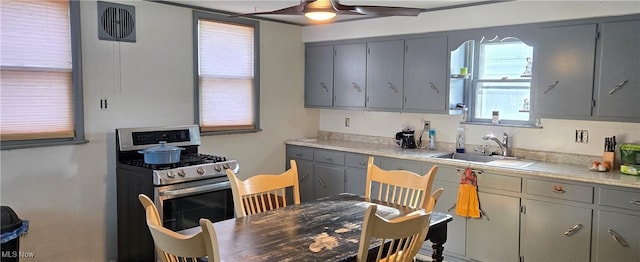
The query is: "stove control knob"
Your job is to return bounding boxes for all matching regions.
[166,172,175,179]
[214,165,222,172]
[177,170,186,177]
[197,167,205,175]
[223,163,231,169]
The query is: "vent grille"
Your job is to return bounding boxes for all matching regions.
[97,1,136,42]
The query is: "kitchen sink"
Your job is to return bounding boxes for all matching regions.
[432,152,536,168]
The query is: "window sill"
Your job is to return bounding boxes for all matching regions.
[201,128,263,136]
[459,121,543,129]
[1,138,89,150]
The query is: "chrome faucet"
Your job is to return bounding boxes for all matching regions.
[482,132,510,157]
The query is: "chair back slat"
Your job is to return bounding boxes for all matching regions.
[227,160,301,217]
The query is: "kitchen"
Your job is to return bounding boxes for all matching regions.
[1,0,639,261]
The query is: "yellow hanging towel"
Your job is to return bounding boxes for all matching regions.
[455,168,481,218]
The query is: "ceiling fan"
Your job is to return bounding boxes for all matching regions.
[232,0,427,22]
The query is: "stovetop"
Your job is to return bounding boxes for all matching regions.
[119,153,229,170]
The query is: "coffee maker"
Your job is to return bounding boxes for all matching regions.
[395,130,417,149]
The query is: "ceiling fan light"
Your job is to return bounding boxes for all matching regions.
[304,11,336,21]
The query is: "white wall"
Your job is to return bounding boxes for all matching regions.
[0,1,316,260]
[304,1,640,156]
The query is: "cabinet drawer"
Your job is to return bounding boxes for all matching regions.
[286,146,314,161]
[379,158,422,174]
[599,187,640,211]
[345,153,368,169]
[314,150,345,165]
[526,179,593,203]
[477,172,522,193]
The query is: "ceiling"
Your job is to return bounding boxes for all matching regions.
[161,0,511,26]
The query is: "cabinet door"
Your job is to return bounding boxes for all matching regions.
[291,159,314,202]
[345,169,366,196]
[466,192,520,262]
[334,43,366,108]
[595,20,640,119]
[305,45,334,107]
[432,182,466,257]
[594,211,640,261]
[366,40,405,110]
[404,36,449,112]
[522,199,592,262]
[314,165,345,199]
[533,24,597,118]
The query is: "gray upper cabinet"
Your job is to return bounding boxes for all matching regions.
[304,45,334,107]
[533,23,597,118]
[594,19,640,120]
[366,40,405,110]
[403,36,449,113]
[334,43,367,108]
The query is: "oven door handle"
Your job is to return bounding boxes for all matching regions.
[159,181,231,198]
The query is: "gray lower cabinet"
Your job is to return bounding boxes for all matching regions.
[287,145,371,201]
[593,187,640,261]
[304,45,334,107]
[366,39,405,110]
[533,23,597,118]
[594,19,640,120]
[314,164,344,199]
[425,165,522,262]
[522,179,594,262]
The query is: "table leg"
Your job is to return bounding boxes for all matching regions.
[428,225,448,262]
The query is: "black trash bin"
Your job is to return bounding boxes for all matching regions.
[1,206,29,262]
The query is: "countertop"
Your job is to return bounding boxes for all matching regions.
[286,139,640,189]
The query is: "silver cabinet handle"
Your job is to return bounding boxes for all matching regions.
[543,80,559,94]
[630,200,640,205]
[324,157,333,161]
[608,229,629,247]
[299,173,309,183]
[447,204,456,212]
[564,223,583,236]
[317,176,327,189]
[608,80,628,95]
[387,82,398,93]
[352,82,362,92]
[320,82,328,92]
[429,81,440,93]
[295,153,302,156]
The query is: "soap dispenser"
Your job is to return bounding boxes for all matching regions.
[456,127,465,153]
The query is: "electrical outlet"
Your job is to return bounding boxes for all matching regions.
[345,118,350,127]
[100,99,108,110]
[575,130,589,143]
[423,120,430,131]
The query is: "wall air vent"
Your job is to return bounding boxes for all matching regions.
[97,1,136,42]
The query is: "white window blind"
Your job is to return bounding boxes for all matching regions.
[1,0,74,141]
[198,19,255,132]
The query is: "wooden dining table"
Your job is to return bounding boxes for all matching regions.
[181,193,453,262]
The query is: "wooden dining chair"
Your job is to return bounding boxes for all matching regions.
[138,194,220,262]
[225,159,301,217]
[357,205,432,262]
[425,187,444,213]
[366,156,439,210]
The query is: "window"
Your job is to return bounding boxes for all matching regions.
[470,38,533,125]
[0,0,84,149]
[194,11,260,133]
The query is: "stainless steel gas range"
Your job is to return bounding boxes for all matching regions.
[115,125,237,262]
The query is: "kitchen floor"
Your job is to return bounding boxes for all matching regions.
[416,253,451,262]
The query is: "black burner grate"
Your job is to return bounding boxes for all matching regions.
[121,154,228,170]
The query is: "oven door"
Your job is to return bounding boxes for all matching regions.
[155,176,234,231]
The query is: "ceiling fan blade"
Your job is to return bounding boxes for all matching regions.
[350,6,425,16]
[231,0,316,17]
